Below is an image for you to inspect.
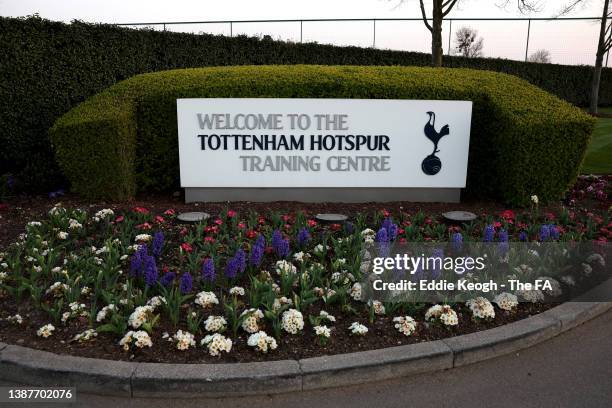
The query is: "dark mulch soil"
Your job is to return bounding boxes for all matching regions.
[0,190,573,251]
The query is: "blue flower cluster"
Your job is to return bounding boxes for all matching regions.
[452,232,463,251]
[152,231,164,258]
[225,247,247,280]
[381,218,399,241]
[250,235,265,267]
[483,224,495,242]
[201,258,216,283]
[180,273,193,294]
[129,245,158,288]
[271,230,290,258]
[296,227,310,248]
[539,224,559,241]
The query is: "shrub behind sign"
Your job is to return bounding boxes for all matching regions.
[50,65,595,205]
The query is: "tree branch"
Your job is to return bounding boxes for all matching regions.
[556,0,585,17]
[442,0,459,17]
[419,0,433,32]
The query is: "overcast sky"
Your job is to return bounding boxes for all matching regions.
[1,0,608,66]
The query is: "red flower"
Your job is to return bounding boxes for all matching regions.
[162,265,169,273]
[137,222,152,230]
[180,242,193,252]
[237,222,246,229]
[204,236,215,243]
[281,215,291,222]
[227,210,237,218]
[424,218,432,225]
[545,212,556,221]
[258,217,266,225]
[330,223,341,231]
[133,207,149,214]
[164,209,176,216]
[307,219,317,227]
[205,225,219,234]
[180,227,188,236]
[264,246,274,254]
[501,210,515,220]
[115,215,125,223]
[214,219,223,225]
[382,209,390,217]
[246,230,257,239]
[493,221,502,229]
[398,228,405,235]
[399,237,407,243]
[154,216,165,223]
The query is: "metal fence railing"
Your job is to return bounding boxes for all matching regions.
[116,17,610,67]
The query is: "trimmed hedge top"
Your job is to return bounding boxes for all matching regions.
[50,65,595,205]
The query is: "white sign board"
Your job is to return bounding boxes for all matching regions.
[177,98,472,188]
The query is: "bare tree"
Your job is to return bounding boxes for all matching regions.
[455,26,484,57]
[590,0,611,114]
[528,49,552,63]
[393,1,546,67]
[391,1,610,112]
[504,0,610,113]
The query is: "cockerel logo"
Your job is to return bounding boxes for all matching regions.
[421,111,450,176]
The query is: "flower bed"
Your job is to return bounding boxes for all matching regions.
[0,176,609,363]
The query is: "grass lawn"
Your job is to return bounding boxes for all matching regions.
[582,107,612,174]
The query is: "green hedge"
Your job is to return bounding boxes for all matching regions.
[50,65,595,205]
[1,16,610,192]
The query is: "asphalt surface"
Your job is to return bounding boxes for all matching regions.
[3,309,612,408]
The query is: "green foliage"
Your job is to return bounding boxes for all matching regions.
[1,15,609,192]
[51,65,595,205]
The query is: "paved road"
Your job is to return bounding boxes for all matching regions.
[4,310,612,408]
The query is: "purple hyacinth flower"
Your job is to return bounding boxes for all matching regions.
[297,227,310,247]
[271,229,283,248]
[381,218,398,241]
[179,273,193,294]
[144,255,158,288]
[249,238,264,267]
[277,239,290,258]
[160,271,176,287]
[255,234,266,248]
[539,224,551,242]
[483,224,495,242]
[375,228,389,243]
[549,224,560,240]
[498,229,509,256]
[152,231,164,258]
[519,231,528,242]
[235,248,247,274]
[129,245,148,277]
[272,229,290,258]
[225,257,239,280]
[345,222,354,234]
[451,232,463,251]
[202,258,216,283]
[430,248,444,280]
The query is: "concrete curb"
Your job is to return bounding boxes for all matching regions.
[0,301,610,398]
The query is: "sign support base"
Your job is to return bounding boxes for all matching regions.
[184,188,460,203]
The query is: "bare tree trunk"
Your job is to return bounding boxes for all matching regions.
[431,0,444,67]
[590,0,610,115]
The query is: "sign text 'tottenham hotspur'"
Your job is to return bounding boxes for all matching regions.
[196,113,392,172]
[176,99,472,188]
